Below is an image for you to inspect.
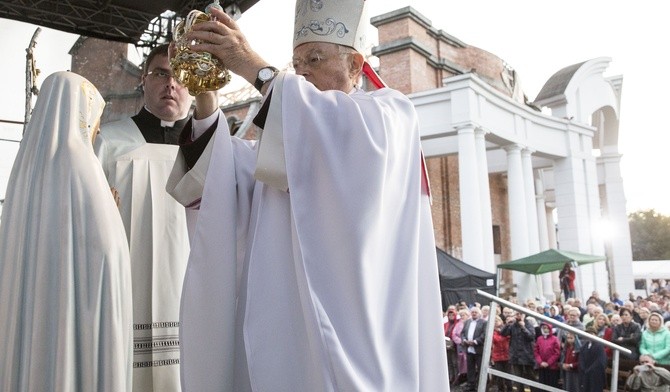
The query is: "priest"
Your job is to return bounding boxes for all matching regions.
[94,43,218,390]
[168,1,449,391]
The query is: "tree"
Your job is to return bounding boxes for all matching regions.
[628,209,670,260]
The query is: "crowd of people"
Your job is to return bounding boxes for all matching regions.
[444,285,670,391]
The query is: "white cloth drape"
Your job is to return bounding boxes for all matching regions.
[0,71,133,391]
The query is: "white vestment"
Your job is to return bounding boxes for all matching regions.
[96,117,190,391]
[169,73,449,391]
[0,72,133,391]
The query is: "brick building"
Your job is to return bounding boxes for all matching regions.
[367,7,632,301]
[69,37,143,124]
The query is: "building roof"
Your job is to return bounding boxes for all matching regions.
[533,61,585,104]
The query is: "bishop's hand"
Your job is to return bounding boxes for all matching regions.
[185,7,269,87]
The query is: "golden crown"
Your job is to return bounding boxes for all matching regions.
[170,1,231,95]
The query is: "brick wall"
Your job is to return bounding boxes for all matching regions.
[489,173,511,262]
[373,7,525,101]
[426,156,463,257]
[70,37,142,124]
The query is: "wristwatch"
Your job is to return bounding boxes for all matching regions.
[254,66,279,92]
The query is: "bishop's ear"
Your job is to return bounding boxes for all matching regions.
[349,52,365,80]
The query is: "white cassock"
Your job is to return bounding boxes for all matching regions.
[169,73,449,392]
[96,117,190,391]
[0,71,132,391]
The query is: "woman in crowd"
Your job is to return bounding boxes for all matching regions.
[549,305,564,323]
[560,332,580,392]
[559,262,576,301]
[639,312,670,365]
[452,308,469,385]
[594,313,614,359]
[534,322,561,388]
[637,307,651,332]
[443,309,459,385]
[613,307,642,362]
[491,316,513,392]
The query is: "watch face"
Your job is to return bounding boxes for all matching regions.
[259,68,274,81]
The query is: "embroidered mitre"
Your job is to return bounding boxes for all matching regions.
[293,0,368,53]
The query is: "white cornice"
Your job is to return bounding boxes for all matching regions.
[411,73,596,161]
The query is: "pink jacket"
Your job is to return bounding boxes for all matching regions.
[534,331,561,370]
[452,320,464,351]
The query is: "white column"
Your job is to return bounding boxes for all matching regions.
[583,137,608,296]
[522,149,541,254]
[475,128,495,272]
[546,205,561,298]
[598,152,635,296]
[535,169,554,300]
[535,170,550,251]
[505,144,533,302]
[521,149,542,301]
[458,126,485,270]
[553,135,593,300]
[553,160,591,248]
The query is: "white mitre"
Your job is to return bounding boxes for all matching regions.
[293,0,368,53]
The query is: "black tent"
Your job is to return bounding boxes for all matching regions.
[436,247,496,310]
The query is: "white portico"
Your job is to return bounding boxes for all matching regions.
[411,57,634,301]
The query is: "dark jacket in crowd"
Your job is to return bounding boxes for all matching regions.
[578,339,607,392]
[612,321,642,360]
[501,320,536,366]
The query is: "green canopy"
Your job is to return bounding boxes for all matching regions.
[497,249,606,275]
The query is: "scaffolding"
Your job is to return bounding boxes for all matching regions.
[0,0,260,48]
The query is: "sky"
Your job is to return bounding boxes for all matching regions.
[0,0,668,214]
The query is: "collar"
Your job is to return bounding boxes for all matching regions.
[134,106,188,130]
[132,107,189,145]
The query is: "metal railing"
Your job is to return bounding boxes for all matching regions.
[475,289,632,392]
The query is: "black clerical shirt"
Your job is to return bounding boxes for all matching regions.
[132,107,189,145]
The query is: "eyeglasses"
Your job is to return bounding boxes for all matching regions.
[291,50,353,71]
[146,69,176,80]
[291,52,327,70]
